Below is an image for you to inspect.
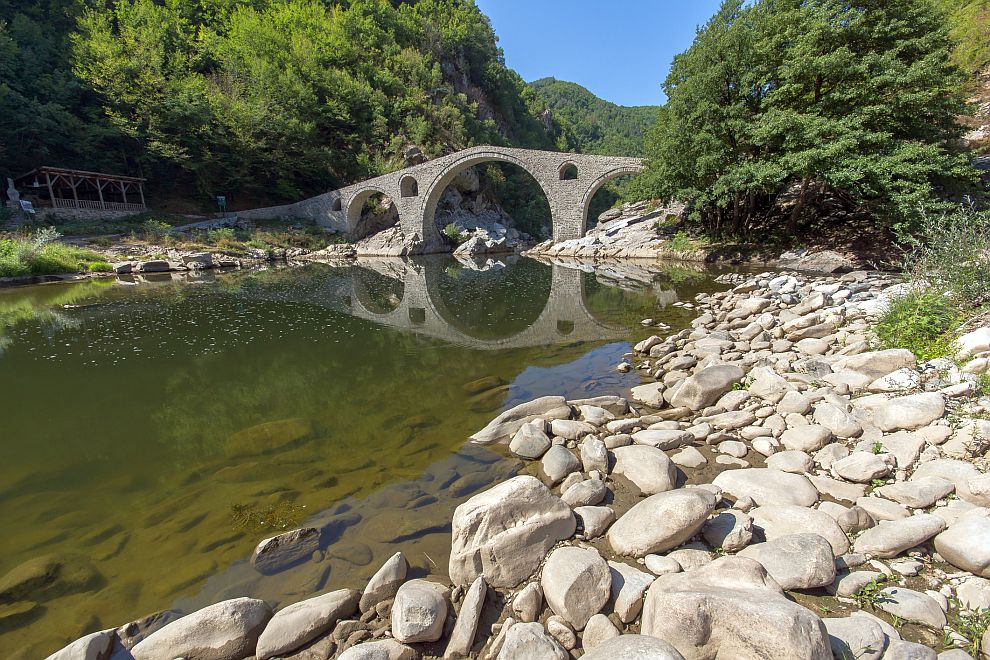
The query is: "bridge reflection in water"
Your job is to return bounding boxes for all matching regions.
[348,257,635,350]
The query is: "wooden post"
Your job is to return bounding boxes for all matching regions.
[45,171,55,208]
[120,181,128,206]
[96,179,106,209]
[69,175,80,208]
[138,182,146,209]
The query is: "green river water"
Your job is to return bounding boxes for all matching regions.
[0,255,730,657]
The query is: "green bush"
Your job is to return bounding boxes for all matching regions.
[667,231,697,253]
[87,261,114,272]
[207,227,237,244]
[142,219,172,241]
[874,290,963,361]
[443,223,467,245]
[906,207,990,307]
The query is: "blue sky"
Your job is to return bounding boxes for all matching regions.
[475,0,724,107]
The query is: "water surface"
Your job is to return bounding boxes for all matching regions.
[0,255,728,657]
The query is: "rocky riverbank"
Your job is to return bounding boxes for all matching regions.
[38,267,990,660]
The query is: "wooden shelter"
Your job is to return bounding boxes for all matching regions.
[13,166,146,212]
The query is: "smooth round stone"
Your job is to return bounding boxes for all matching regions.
[766,450,813,474]
[717,440,748,458]
[644,555,682,576]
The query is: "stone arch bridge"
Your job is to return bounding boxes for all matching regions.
[239,146,643,252]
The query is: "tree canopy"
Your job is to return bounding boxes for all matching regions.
[637,0,976,237]
[1,0,563,207]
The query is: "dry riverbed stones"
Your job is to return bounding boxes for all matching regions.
[44,267,990,660]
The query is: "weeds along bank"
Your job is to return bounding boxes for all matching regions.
[33,251,990,659]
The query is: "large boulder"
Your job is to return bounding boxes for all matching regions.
[872,393,945,432]
[750,505,849,555]
[497,622,568,660]
[360,552,408,613]
[713,468,819,507]
[641,556,831,659]
[611,445,677,495]
[337,640,417,660]
[470,396,568,444]
[934,510,990,577]
[581,634,686,660]
[608,489,718,557]
[823,616,888,660]
[955,327,990,359]
[852,514,946,558]
[449,476,575,587]
[833,349,916,381]
[45,630,114,660]
[391,580,448,643]
[912,459,990,507]
[256,589,359,659]
[131,597,272,660]
[541,546,611,630]
[608,561,656,623]
[738,533,836,590]
[670,365,745,411]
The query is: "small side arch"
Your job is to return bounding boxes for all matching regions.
[346,186,396,239]
[400,175,419,198]
[559,162,579,180]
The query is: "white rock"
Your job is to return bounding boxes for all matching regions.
[934,509,990,577]
[337,639,417,660]
[131,598,272,660]
[832,452,892,483]
[580,436,608,473]
[670,365,745,410]
[872,393,945,432]
[497,622,567,660]
[449,476,575,588]
[607,560,657,623]
[257,589,359,659]
[766,450,814,474]
[361,552,408,613]
[444,576,486,659]
[611,445,677,495]
[510,582,542,623]
[45,630,114,660]
[391,579,448,643]
[541,546,611,630]
[582,613,621,651]
[471,396,568,444]
[581,634,686,659]
[823,615,887,660]
[713,468,819,507]
[541,446,581,484]
[738,533,836,590]
[608,489,718,557]
[574,506,615,539]
[955,327,990,359]
[509,421,551,460]
[750,504,850,555]
[631,429,693,450]
[780,426,834,452]
[702,510,754,552]
[641,556,830,659]
[852,514,946,558]
[877,587,947,629]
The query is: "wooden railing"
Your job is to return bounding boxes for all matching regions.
[52,198,145,212]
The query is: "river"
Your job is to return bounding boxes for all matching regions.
[0,255,732,657]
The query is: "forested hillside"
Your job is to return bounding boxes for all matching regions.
[0,0,566,208]
[528,78,659,156]
[933,0,990,73]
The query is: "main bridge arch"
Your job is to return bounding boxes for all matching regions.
[240,146,644,252]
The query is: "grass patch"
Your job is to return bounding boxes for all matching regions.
[667,230,702,253]
[0,228,109,277]
[955,607,990,657]
[852,574,890,610]
[874,290,964,361]
[443,222,468,245]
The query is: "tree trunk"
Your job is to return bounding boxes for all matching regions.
[788,176,811,236]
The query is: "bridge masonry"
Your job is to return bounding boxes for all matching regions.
[238,146,643,253]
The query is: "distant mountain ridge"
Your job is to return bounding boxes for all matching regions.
[528,78,660,156]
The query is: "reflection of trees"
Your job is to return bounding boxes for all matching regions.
[0,279,116,350]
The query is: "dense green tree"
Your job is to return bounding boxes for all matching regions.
[639,0,975,236]
[932,0,990,73]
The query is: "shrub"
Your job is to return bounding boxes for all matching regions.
[142,219,172,241]
[207,227,237,244]
[443,223,467,245]
[874,290,963,361]
[667,230,696,253]
[87,261,114,272]
[906,207,990,307]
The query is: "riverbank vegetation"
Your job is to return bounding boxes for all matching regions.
[635,0,979,239]
[0,228,110,277]
[874,206,990,362]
